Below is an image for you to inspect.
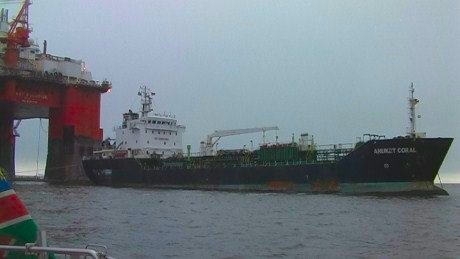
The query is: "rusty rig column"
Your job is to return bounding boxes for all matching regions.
[0,103,15,180]
[45,86,104,183]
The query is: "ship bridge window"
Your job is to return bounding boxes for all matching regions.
[148,120,151,123]
[169,132,171,135]
[153,120,156,124]
[164,142,166,145]
[147,141,149,144]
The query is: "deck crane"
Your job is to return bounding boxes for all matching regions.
[200,126,279,156]
[0,0,32,68]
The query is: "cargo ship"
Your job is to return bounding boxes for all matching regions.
[82,84,453,195]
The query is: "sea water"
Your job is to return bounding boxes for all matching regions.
[13,182,460,258]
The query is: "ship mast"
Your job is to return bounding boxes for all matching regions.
[138,85,154,117]
[408,82,419,137]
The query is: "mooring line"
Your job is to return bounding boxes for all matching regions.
[437,173,444,189]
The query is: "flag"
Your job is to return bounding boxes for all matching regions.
[0,167,53,259]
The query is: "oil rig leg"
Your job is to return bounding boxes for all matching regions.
[0,104,15,180]
[45,107,101,183]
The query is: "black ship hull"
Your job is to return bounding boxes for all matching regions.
[83,138,453,195]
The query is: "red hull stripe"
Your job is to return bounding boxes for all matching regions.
[0,193,29,225]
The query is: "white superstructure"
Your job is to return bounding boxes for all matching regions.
[114,86,185,158]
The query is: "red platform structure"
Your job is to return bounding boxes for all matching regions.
[0,73,110,181]
[0,1,110,181]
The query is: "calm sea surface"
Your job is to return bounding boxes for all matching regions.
[12,182,460,258]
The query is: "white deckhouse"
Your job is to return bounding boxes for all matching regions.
[113,86,185,158]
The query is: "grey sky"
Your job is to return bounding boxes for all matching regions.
[9,0,460,181]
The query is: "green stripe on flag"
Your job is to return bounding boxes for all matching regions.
[0,218,56,259]
[0,219,37,258]
[0,219,38,245]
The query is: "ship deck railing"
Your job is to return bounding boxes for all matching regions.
[315,143,355,150]
[181,144,356,169]
[0,66,110,88]
[315,143,355,162]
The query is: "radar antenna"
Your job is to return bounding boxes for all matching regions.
[138,85,155,117]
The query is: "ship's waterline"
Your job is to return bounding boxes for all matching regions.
[105,181,447,195]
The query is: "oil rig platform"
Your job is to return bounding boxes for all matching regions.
[0,1,110,181]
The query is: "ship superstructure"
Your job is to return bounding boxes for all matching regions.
[113,86,185,158]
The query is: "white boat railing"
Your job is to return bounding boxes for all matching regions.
[0,243,114,259]
[0,231,115,259]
